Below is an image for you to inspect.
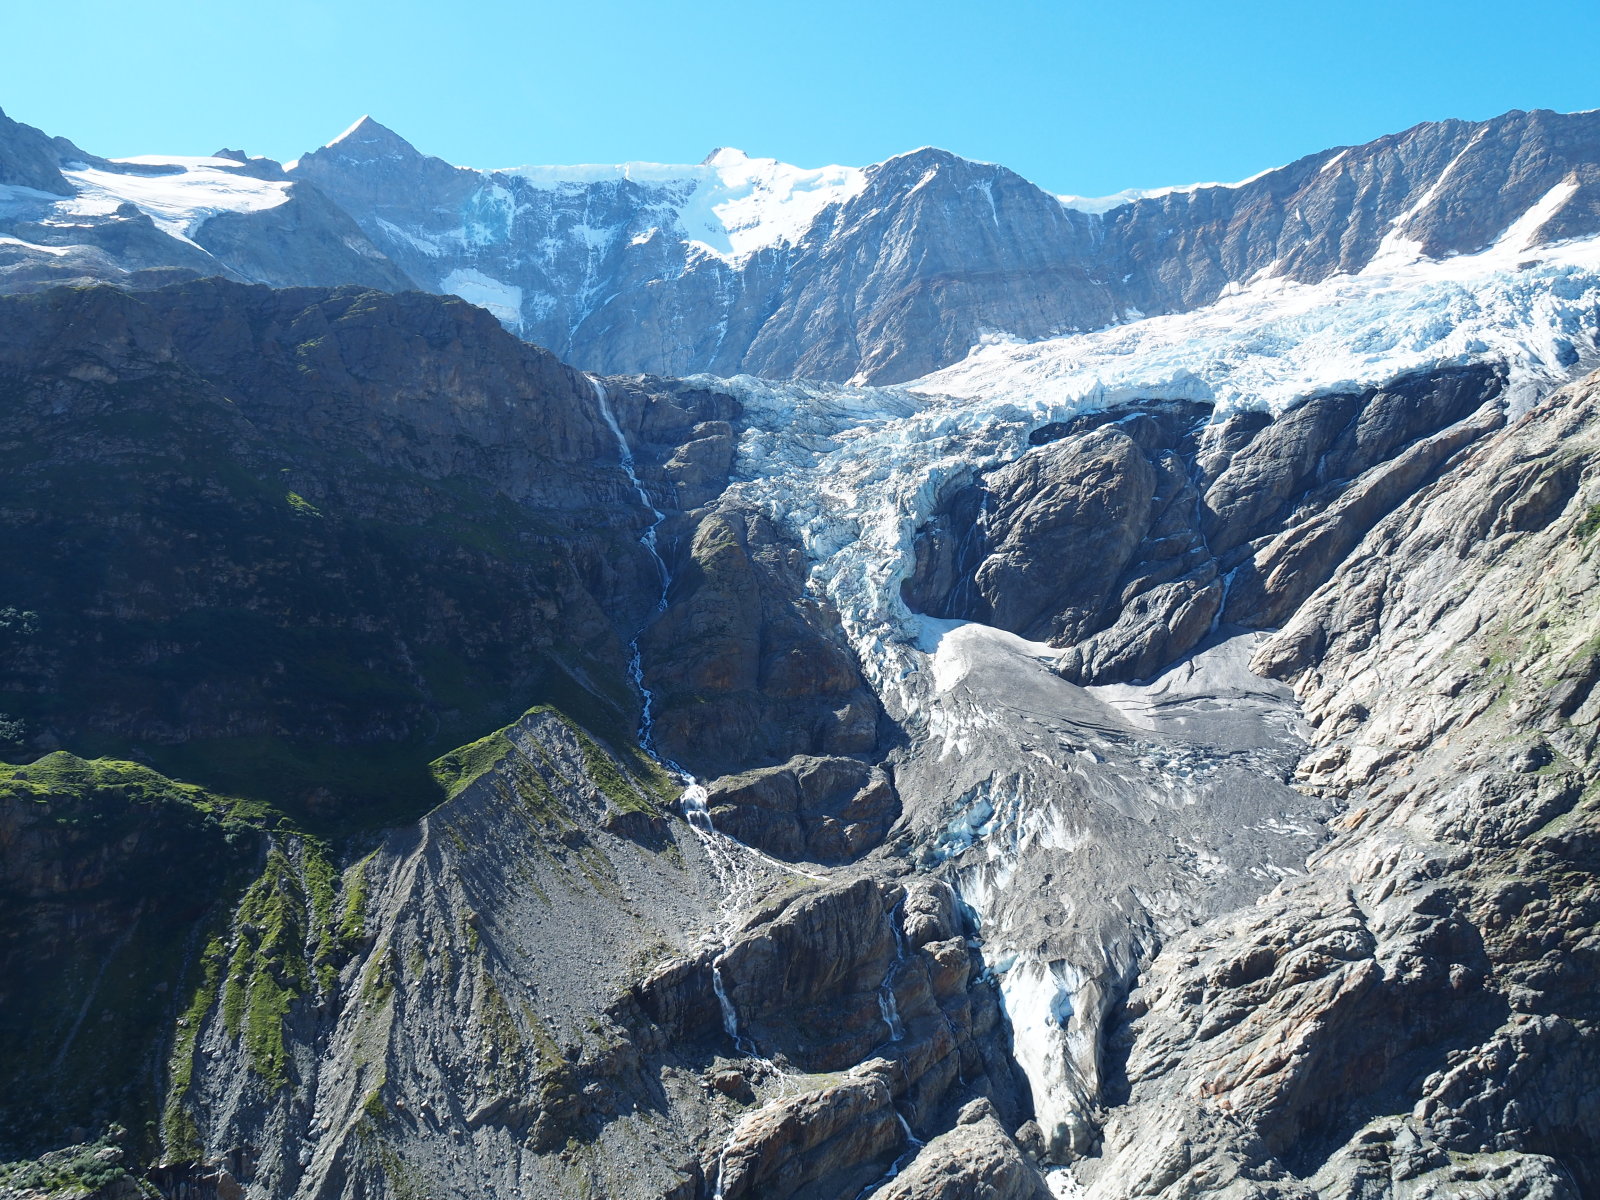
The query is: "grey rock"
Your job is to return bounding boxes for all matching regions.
[1075,367,1600,1198]
[706,754,899,862]
[0,106,75,196]
[874,1110,1053,1200]
[915,364,1505,685]
[640,507,884,777]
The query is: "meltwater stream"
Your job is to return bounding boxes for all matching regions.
[590,377,814,1062]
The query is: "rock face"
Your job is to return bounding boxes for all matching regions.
[907,365,1506,684]
[0,279,703,819]
[705,755,898,862]
[640,507,884,778]
[1073,369,1600,1198]
[0,106,76,196]
[5,109,1600,382]
[874,1100,1052,1200]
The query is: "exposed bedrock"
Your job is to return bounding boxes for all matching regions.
[703,755,900,863]
[875,1099,1054,1200]
[904,364,1506,685]
[640,506,886,778]
[1071,368,1600,1198]
[592,372,890,786]
[629,874,1032,1199]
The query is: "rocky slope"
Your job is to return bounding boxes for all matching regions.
[1074,360,1600,1200]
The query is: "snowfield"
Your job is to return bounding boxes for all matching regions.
[505,147,866,263]
[60,156,292,244]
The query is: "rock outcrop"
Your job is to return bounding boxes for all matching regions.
[908,365,1506,684]
[875,1100,1053,1200]
[640,507,884,778]
[705,755,898,863]
[1074,368,1600,1198]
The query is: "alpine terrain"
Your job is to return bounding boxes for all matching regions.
[0,102,1598,1200]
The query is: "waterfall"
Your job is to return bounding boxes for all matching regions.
[590,374,815,1071]
[850,1112,925,1200]
[877,900,909,1042]
[877,989,905,1043]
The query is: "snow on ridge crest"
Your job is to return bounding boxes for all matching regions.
[1057,164,1281,214]
[501,149,866,262]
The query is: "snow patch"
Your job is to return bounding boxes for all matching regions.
[0,235,72,256]
[59,162,291,242]
[325,115,373,148]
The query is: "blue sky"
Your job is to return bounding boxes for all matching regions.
[7,0,1599,195]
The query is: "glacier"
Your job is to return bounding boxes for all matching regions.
[686,216,1600,1161]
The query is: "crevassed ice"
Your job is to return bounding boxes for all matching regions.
[707,223,1600,703]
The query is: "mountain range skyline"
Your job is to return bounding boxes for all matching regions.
[7,0,1599,197]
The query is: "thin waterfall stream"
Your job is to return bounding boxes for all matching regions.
[594,376,828,1199]
[590,376,816,1065]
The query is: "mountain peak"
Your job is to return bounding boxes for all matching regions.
[322,115,418,159]
[702,147,751,167]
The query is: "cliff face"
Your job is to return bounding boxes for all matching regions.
[0,280,687,822]
[1076,366,1600,1200]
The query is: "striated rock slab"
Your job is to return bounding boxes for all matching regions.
[706,755,899,863]
[874,1099,1052,1200]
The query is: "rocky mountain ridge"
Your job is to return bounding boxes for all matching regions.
[3,106,1599,382]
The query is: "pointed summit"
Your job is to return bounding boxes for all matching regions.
[701,147,751,167]
[321,115,419,159]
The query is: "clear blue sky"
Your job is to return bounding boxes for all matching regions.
[6,0,1598,195]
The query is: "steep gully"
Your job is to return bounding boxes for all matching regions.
[592,376,848,1196]
[590,373,1055,1200]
